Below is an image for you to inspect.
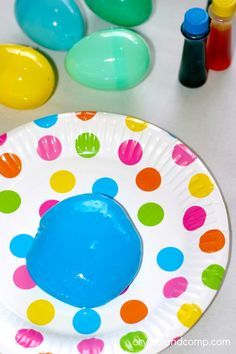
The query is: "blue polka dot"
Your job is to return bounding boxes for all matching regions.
[10,234,34,258]
[157,247,184,271]
[34,114,58,128]
[73,309,101,334]
[92,177,118,198]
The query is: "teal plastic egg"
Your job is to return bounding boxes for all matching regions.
[15,0,85,51]
[85,0,152,27]
[65,28,151,90]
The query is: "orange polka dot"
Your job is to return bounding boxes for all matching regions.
[136,168,161,191]
[76,111,96,121]
[120,300,148,324]
[0,153,22,178]
[199,229,225,253]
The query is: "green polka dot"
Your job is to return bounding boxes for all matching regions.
[75,132,100,158]
[0,190,21,214]
[202,264,225,290]
[120,331,148,352]
[138,202,164,226]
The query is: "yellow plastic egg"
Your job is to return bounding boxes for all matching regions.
[0,44,55,109]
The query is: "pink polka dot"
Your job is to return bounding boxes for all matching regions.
[39,199,59,217]
[172,144,197,166]
[37,135,62,161]
[77,338,104,353]
[0,133,7,146]
[15,328,44,348]
[13,265,36,289]
[163,277,188,298]
[183,206,206,231]
[118,140,143,165]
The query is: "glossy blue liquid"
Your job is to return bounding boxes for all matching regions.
[27,194,143,308]
[15,0,85,51]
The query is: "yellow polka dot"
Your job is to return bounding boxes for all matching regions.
[50,170,76,193]
[125,116,148,132]
[188,173,214,198]
[177,304,202,328]
[27,300,55,325]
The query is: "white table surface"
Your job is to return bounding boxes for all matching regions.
[0,1,235,353]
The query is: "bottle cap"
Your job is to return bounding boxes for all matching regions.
[183,8,209,36]
[211,0,236,18]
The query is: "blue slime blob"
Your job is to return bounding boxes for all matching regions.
[26,193,143,308]
[15,0,85,51]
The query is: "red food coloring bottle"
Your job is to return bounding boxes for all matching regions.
[206,0,236,70]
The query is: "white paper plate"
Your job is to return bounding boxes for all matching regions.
[0,112,230,354]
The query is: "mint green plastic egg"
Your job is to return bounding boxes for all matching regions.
[65,28,151,90]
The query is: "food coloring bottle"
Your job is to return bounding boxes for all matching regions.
[206,0,236,70]
[179,8,210,88]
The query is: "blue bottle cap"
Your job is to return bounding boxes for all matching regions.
[183,8,209,36]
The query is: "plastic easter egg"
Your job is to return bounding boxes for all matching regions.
[65,28,151,90]
[0,44,55,109]
[15,0,85,51]
[27,193,143,308]
[85,0,152,26]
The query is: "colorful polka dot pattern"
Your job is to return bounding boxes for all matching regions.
[76,111,97,121]
[92,177,118,198]
[136,167,161,191]
[0,190,21,213]
[77,338,104,353]
[202,264,225,290]
[157,247,184,272]
[0,113,228,353]
[163,277,188,298]
[118,140,143,165]
[0,133,7,146]
[50,170,76,193]
[183,206,206,231]
[10,234,34,258]
[73,309,101,334]
[34,114,58,128]
[138,202,164,226]
[0,153,22,178]
[120,331,148,352]
[39,199,59,217]
[27,299,55,325]
[13,265,36,290]
[120,300,148,324]
[188,173,214,198]
[199,229,225,253]
[37,135,62,161]
[15,329,44,348]
[125,116,148,132]
[75,132,100,158]
[177,304,202,328]
[172,144,197,166]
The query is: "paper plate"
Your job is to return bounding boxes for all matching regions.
[0,112,230,354]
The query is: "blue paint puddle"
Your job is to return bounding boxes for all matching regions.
[27,193,143,308]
